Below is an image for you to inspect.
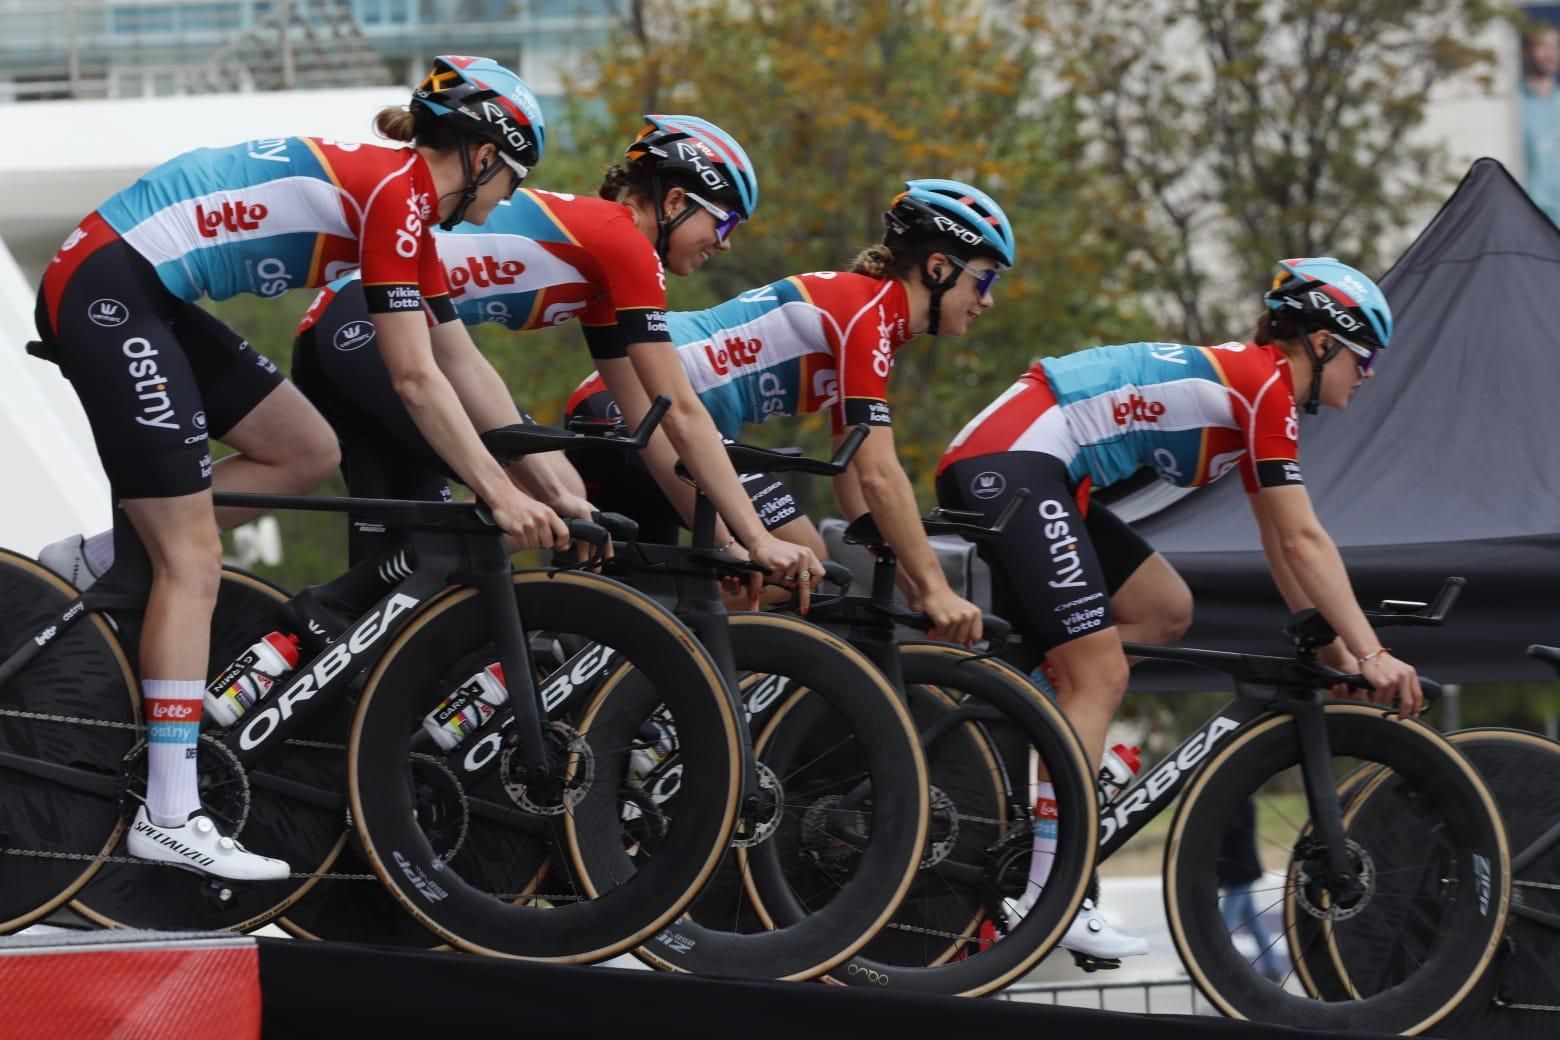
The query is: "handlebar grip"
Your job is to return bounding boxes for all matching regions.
[565,518,609,547]
[1425,577,1466,622]
[820,560,854,589]
[982,614,1012,641]
[591,511,639,542]
[829,424,870,472]
[629,395,671,448]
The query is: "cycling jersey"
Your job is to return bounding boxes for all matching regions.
[567,271,913,436]
[42,138,451,331]
[296,188,672,356]
[938,341,1303,493]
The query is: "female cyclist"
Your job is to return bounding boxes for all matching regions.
[31,55,558,880]
[935,257,1423,957]
[564,178,1012,643]
[290,115,824,598]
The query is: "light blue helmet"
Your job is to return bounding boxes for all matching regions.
[884,178,1015,267]
[412,55,546,170]
[627,114,758,219]
[1264,257,1392,349]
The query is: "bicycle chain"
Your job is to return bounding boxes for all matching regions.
[0,705,346,752]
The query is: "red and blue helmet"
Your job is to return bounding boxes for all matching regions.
[625,114,759,220]
[411,55,546,172]
[1264,257,1393,349]
[884,178,1015,268]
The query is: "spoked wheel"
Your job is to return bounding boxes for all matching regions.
[349,569,742,961]
[825,644,1096,995]
[1291,728,1560,1039]
[603,611,928,982]
[1166,703,1510,1035]
[73,568,347,932]
[0,551,137,932]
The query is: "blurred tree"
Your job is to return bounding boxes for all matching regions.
[1035,0,1503,341]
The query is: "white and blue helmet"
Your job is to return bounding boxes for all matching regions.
[884,178,1015,267]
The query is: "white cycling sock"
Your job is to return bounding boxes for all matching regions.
[143,679,205,827]
[1024,780,1058,908]
[83,529,115,576]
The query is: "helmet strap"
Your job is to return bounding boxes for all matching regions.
[1301,330,1346,415]
[439,142,503,230]
[650,174,699,263]
[920,254,961,337]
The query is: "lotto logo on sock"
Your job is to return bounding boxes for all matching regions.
[1034,797,1058,840]
[149,701,199,720]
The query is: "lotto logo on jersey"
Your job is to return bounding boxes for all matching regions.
[705,336,762,376]
[1111,393,1166,425]
[447,256,525,297]
[195,200,269,238]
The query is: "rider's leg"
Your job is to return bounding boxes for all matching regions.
[209,381,340,531]
[1108,551,1192,655]
[122,493,289,880]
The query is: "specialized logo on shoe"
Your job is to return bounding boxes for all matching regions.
[970,471,1005,500]
[133,817,216,869]
[332,321,375,352]
[88,299,128,327]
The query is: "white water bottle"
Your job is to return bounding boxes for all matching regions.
[205,631,301,727]
[421,663,508,751]
[1099,743,1143,805]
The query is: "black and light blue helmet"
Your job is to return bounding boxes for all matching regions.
[1264,257,1393,349]
[412,55,546,171]
[884,178,1015,267]
[626,114,758,220]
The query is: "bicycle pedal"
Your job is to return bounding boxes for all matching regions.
[1069,951,1122,973]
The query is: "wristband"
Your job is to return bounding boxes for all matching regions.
[717,537,737,553]
[1357,647,1391,666]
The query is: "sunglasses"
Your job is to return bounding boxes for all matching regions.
[476,151,530,198]
[947,254,1001,297]
[1331,331,1379,374]
[684,191,743,242]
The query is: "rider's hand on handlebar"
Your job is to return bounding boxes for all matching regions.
[1316,640,1358,699]
[920,586,984,647]
[749,534,823,614]
[548,492,612,561]
[491,488,570,553]
[1360,650,1424,719]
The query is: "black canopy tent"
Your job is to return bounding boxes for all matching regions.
[1118,158,1560,688]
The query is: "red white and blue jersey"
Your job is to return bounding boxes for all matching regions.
[568,272,913,436]
[435,189,670,354]
[92,137,449,311]
[939,341,1303,492]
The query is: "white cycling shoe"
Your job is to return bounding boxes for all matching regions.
[128,806,290,882]
[37,533,100,591]
[1061,898,1150,961]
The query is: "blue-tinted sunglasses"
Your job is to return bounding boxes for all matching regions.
[685,191,743,242]
[947,254,1001,296]
[1331,331,1379,373]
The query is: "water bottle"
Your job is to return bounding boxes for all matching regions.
[421,663,507,751]
[205,632,301,727]
[1099,743,1143,805]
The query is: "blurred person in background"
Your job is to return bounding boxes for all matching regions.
[1521,21,1560,224]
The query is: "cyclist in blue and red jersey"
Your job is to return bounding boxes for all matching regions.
[565,179,1013,643]
[292,115,826,598]
[935,259,1424,955]
[31,56,561,881]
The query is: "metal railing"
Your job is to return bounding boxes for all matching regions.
[996,974,1217,1016]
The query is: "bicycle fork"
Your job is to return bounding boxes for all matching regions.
[1292,696,1358,894]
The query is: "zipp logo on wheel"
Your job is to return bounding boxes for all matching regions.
[845,962,889,985]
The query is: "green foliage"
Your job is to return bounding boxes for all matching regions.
[1036,0,1503,340]
[558,0,1158,502]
